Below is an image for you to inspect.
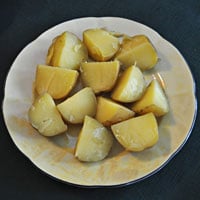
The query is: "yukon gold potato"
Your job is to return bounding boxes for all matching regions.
[132,79,169,116]
[57,87,97,124]
[83,29,120,61]
[46,31,88,70]
[35,65,79,99]
[115,35,158,70]
[95,97,135,126]
[111,113,158,151]
[81,61,120,93]
[75,116,113,162]
[28,93,67,136]
[111,65,146,102]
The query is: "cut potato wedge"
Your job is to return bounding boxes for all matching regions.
[28,93,67,136]
[35,65,79,99]
[111,113,158,151]
[95,96,135,126]
[132,79,169,116]
[57,87,97,124]
[111,65,146,102]
[83,29,120,61]
[46,31,88,70]
[75,116,113,162]
[81,61,120,93]
[115,35,158,70]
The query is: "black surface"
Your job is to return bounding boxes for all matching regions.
[1,0,200,199]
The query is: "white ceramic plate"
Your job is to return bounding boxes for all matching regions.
[3,17,197,187]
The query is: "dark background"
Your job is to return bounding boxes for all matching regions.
[1,0,199,199]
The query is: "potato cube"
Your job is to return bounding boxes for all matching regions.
[46,31,88,70]
[57,87,97,124]
[115,35,158,70]
[111,65,146,102]
[28,93,67,136]
[132,79,169,116]
[35,65,79,99]
[81,61,120,93]
[75,116,113,162]
[83,29,120,61]
[111,113,158,151]
[95,97,135,126]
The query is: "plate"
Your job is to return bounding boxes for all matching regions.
[3,17,197,187]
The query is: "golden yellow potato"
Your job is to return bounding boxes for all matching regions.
[81,61,120,93]
[95,96,135,126]
[28,93,67,136]
[111,65,146,103]
[46,31,88,70]
[83,29,120,61]
[115,35,158,70]
[111,113,158,151]
[75,116,113,162]
[35,65,79,99]
[132,79,169,116]
[57,87,97,124]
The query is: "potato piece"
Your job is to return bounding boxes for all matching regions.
[95,97,135,126]
[46,31,88,70]
[57,87,97,124]
[83,29,120,61]
[35,65,79,99]
[132,79,169,116]
[115,35,158,70]
[81,61,120,93]
[111,65,146,103]
[75,116,113,162]
[28,93,67,136]
[111,113,158,151]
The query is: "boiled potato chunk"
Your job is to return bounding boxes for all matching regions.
[115,35,158,70]
[132,79,169,117]
[57,87,97,124]
[83,29,120,61]
[75,116,113,162]
[46,31,88,70]
[111,65,146,102]
[35,65,79,99]
[95,97,135,126]
[28,93,67,136]
[81,61,120,93]
[111,113,158,151]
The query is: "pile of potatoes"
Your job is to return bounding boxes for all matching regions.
[28,29,169,162]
